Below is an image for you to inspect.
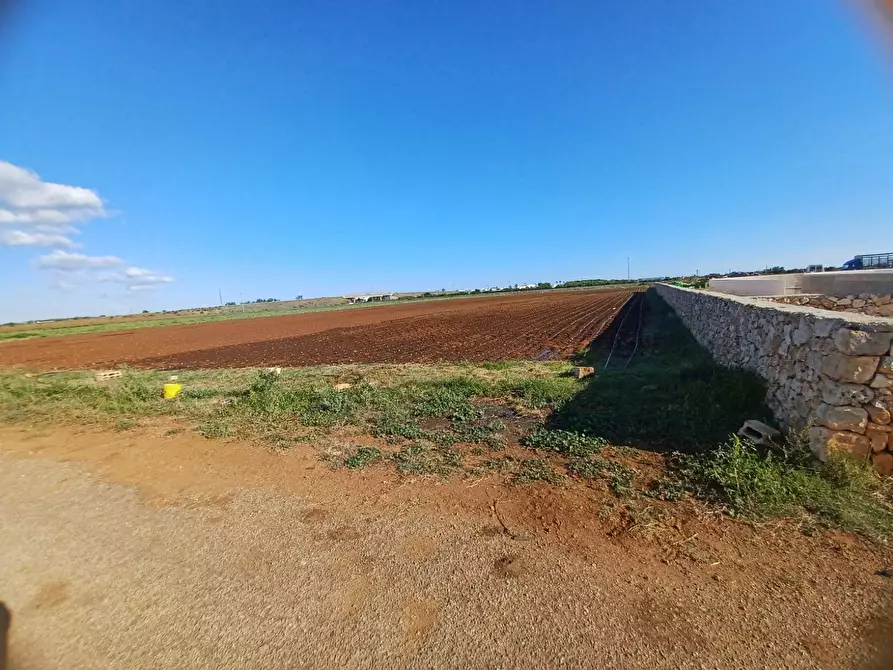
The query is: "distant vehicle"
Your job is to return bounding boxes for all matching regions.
[841,253,893,270]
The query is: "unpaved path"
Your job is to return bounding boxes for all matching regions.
[1,424,893,669]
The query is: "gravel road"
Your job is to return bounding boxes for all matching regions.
[2,426,892,669]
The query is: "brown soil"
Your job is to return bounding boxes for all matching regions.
[2,423,893,668]
[0,289,632,370]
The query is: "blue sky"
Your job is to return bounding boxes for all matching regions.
[1,0,892,321]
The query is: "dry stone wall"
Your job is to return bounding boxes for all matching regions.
[655,284,893,473]
[768,294,893,318]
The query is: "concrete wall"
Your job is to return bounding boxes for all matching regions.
[655,284,893,472]
[710,269,893,297]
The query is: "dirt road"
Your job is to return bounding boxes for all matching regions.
[2,425,892,669]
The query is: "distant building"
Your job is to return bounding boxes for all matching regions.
[344,293,396,304]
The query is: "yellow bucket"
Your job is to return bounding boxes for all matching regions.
[163,383,182,400]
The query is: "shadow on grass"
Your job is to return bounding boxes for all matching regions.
[549,289,771,454]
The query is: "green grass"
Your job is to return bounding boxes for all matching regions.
[342,446,382,469]
[678,435,893,540]
[3,290,893,541]
[551,290,770,453]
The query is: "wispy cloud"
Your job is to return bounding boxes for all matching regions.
[101,266,175,290]
[0,229,79,249]
[3,160,176,304]
[36,250,124,271]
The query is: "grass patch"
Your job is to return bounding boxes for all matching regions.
[678,435,893,540]
[392,442,462,476]
[342,446,382,469]
[521,427,607,456]
[550,290,770,453]
[514,458,564,485]
[566,456,636,495]
[198,421,230,439]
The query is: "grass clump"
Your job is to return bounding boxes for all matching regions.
[342,446,382,469]
[514,458,564,485]
[566,456,636,495]
[521,427,607,456]
[497,377,579,409]
[392,442,462,476]
[680,435,893,541]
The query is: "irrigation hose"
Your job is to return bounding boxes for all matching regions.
[603,295,635,370]
[624,293,646,369]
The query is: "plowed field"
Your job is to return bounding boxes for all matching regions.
[0,290,633,370]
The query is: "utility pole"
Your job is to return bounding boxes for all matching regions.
[218,288,223,307]
[627,257,630,281]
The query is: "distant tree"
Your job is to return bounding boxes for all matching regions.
[142,310,149,314]
[296,295,303,300]
[225,301,236,306]
[536,282,553,290]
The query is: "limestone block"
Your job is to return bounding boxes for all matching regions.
[821,352,880,384]
[867,430,890,453]
[833,328,893,356]
[821,380,874,406]
[871,374,893,389]
[872,451,893,476]
[809,427,871,461]
[815,404,868,433]
[865,401,892,425]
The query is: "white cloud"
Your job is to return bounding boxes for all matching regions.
[2,160,174,303]
[0,161,106,226]
[36,250,124,271]
[101,266,175,288]
[1,229,77,248]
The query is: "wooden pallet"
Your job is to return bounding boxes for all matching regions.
[94,370,123,382]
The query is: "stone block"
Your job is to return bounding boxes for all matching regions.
[809,427,872,461]
[865,401,892,425]
[867,430,890,453]
[821,380,874,406]
[813,318,837,338]
[870,374,893,389]
[872,452,893,476]
[867,422,893,433]
[878,356,893,376]
[570,366,594,379]
[815,404,868,433]
[821,352,880,384]
[833,328,893,356]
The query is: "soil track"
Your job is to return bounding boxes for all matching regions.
[0,290,633,370]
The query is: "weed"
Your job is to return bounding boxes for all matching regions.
[513,459,564,485]
[342,446,382,469]
[498,377,579,409]
[645,478,687,502]
[680,435,893,540]
[164,427,185,437]
[521,427,607,456]
[566,456,636,495]
[198,421,230,439]
[392,442,462,476]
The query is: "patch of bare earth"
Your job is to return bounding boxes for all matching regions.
[2,424,893,668]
